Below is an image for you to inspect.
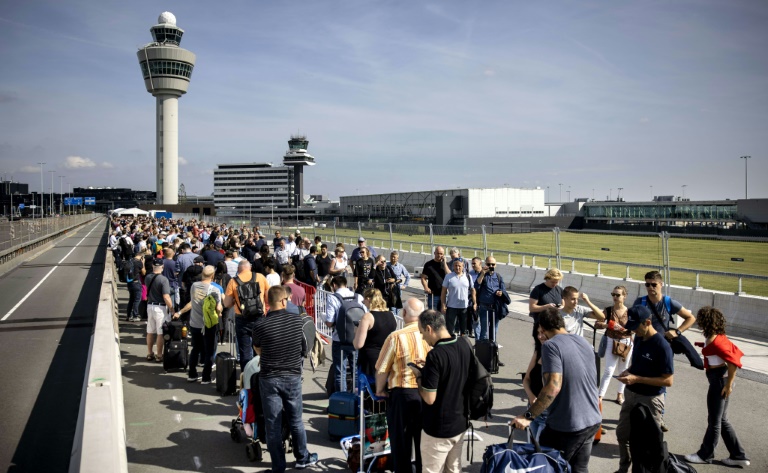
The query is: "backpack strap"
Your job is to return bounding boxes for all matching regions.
[663,296,672,315]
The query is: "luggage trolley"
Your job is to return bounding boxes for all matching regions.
[340,373,391,473]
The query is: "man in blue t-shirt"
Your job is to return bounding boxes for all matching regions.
[632,270,696,340]
[615,305,674,473]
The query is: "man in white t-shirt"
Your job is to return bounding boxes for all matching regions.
[559,286,605,337]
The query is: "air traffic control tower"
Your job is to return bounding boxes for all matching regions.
[137,12,196,205]
[283,135,315,207]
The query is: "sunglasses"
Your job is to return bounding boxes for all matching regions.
[645,282,659,288]
[487,264,496,266]
[611,293,622,297]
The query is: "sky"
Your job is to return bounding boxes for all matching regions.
[0,0,766,202]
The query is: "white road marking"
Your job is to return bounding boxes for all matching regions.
[1,220,103,321]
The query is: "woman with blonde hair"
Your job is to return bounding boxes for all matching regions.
[684,307,749,467]
[353,288,397,381]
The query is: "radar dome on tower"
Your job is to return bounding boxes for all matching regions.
[158,12,177,25]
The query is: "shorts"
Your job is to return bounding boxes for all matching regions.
[147,304,169,335]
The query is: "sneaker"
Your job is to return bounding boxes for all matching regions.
[296,453,319,469]
[201,380,212,385]
[684,453,708,464]
[131,316,141,322]
[721,457,750,467]
[497,344,504,348]
[187,376,200,383]
[660,420,669,432]
[498,361,506,367]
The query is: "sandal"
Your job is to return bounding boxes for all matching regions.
[154,354,163,362]
[146,354,154,361]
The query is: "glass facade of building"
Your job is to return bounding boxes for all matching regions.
[140,60,194,80]
[151,27,184,45]
[583,202,738,221]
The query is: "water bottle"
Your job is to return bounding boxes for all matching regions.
[607,320,625,331]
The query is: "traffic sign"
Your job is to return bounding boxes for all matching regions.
[84,197,96,206]
[18,204,24,209]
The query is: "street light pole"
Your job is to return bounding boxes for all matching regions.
[740,156,751,198]
[37,162,45,219]
[682,185,687,199]
[558,183,562,202]
[59,176,65,214]
[49,171,55,216]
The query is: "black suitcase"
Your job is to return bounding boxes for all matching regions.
[217,317,238,396]
[475,310,499,374]
[164,339,189,372]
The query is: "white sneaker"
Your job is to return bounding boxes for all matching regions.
[684,453,707,464]
[721,458,750,467]
[497,344,504,348]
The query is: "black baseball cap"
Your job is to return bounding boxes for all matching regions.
[152,257,164,267]
[624,305,652,331]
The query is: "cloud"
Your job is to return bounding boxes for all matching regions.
[178,156,188,165]
[639,117,650,123]
[18,165,39,173]
[0,91,18,104]
[64,156,96,169]
[483,69,495,77]
[100,162,115,168]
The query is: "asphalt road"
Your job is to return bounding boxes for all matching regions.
[120,285,768,473]
[0,219,106,472]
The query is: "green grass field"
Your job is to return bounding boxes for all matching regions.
[309,226,768,297]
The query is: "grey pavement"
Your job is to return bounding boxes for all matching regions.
[120,277,768,472]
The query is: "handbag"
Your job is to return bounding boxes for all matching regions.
[598,334,608,358]
[612,339,631,361]
[646,301,704,370]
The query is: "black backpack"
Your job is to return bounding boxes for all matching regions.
[125,258,141,283]
[333,294,366,346]
[234,271,265,319]
[463,337,494,421]
[291,254,307,283]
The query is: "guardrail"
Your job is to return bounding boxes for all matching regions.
[69,247,128,473]
[0,214,97,265]
[313,287,404,341]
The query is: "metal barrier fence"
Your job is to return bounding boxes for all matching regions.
[312,287,404,341]
[160,217,768,297]
[0,214,96,252]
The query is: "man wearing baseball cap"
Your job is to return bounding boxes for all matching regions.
[349,236,377,271]
[614,305,675,473]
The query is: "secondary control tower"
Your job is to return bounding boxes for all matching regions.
[137,12,196,205]
[282,135,315,208]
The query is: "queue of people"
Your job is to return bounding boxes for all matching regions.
[111,215,750,472]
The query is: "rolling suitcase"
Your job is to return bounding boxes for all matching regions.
[217,317,238,396]
[164,339,189,372]
[328,347,359,441]
[475,310,500,374]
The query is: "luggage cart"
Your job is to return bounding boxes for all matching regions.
[340,373,391,472]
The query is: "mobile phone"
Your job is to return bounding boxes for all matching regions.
[407,362,421,370]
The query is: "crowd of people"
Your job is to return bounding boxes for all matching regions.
[108,215,750,473]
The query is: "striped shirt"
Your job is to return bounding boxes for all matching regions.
[375,322,432,389]
[252,309,304,378]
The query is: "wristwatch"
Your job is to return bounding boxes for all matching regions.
[523,411,534,420]
[675,329,681,336]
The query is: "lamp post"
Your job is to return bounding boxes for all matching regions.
[682,184,687,199]
[37,162,45,219]
[547,186,550,202]
[650,185,653,201]
[740,156,751,198]
[49,171,55,216]
[558,183,562,202]
[59,176,65,214]
[617,187,623,201]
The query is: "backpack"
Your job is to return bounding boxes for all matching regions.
[125,258,140,283]
[235,272,265,319]
[301,315,317,359]
[291,254,307,283]
[202,286,219,329]
[463,337,494,421]
[333,294,366,346]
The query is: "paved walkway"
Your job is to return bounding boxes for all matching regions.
[119,280,768,472]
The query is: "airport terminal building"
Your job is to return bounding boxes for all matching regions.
[340,187,548,225]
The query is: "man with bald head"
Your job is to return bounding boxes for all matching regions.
[375,297,431,473]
